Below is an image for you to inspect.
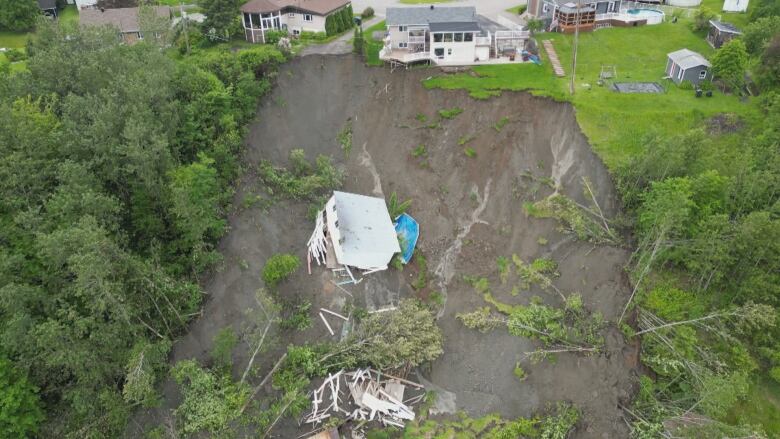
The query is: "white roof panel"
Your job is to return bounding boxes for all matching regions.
[723,0,748,12]
[330,192,400,269]
[668,48,711,70]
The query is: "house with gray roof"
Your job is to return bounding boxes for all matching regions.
[80,6,171,45]
[707,20,741,48]
[380,5,528,66]
[665,49,712,86]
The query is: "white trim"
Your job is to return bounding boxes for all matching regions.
[304,13,313,22]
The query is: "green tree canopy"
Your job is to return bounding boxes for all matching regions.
[0,0,39,31]
[712,39,749,92]
[0,357,44,437]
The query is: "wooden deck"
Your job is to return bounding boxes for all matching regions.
[542,40,566,77]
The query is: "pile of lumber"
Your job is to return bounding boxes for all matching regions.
[303,368,425,429]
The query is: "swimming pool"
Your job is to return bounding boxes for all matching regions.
[626,8,665,24]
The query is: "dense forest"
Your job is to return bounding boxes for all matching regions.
[617,2,780,436]
[0,21,284,437]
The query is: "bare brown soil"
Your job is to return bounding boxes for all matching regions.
[129,54,638,438]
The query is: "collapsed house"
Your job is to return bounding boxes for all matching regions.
[307,192,401,284]
[303,368,426,431]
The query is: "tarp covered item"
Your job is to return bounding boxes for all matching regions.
[394,213,419,264]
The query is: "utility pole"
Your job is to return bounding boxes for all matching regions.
[180,1,190,55]
[569,0,580,95]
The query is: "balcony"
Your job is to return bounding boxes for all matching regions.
[379,48,432,64]
[408,35,426,44]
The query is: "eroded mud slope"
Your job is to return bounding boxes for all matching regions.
[131,54,637,439]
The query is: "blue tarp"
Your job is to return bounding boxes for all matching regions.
[394,213,419,264]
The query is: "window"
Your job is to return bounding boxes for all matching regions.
[443,33,453,42]
[304,13,313,21]
[434,48,444,58]
[464,32,473,42]
[447,48,452,55]
[289,12,295,18]
[243,13,251,27]
[137,32,143,40]
[698,70,707,79]
[293,29,300,35]
[543,3,549,13]
[334,220,339,228]
[399,26,406,32]
[433,33,443,42]
[399,42,408,48]
[454,32,463,42]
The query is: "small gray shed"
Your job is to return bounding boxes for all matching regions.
[665,49,712,86]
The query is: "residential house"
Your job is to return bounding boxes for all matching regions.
[380,6,529,66]
[79,6,171,45]
[707,20,741,48]
[307,191,401,277]
[240,0,352,43]
[528,0,621,27]
[37,0,58,17]
[666,49,712,86]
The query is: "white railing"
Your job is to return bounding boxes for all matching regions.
[595,12,622,20]
[379,48,431,63]
[475,36,492,45]
[403,51,431,62]
[495,30,530,39]
[408,35,426,44]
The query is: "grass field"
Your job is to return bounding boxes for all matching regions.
[0,31,30,49]
[699,0,751,28]
[506,5,528,14]
[727,375,780,434]
[424,21,758,169]
[364,20,387,66]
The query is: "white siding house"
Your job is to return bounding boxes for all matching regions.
[380,6,528,66]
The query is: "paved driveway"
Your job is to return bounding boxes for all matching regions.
[299,15,384,56]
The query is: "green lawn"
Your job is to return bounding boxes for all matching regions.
[727,375,780,435]
[364,20,386,66]
[59,5,79,27]
[0,31,30,49]
[424,21,758,169]
[700,0,751,28]
[506,4,528,14]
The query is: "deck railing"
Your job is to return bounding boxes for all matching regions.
[494,30,530,40]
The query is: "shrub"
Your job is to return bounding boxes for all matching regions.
[514,363,528,381]
[4,49,26,62]
[438,107,463,119]
[693,7,715,32]
[770,366,780,384]
[361,7,375,19]
[464,147,476,158]
[263,29,287,45]
[678,79,694,90]
[211,327,238,369]
[262,254,301,288]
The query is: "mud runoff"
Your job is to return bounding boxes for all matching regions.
[129,54,638,438]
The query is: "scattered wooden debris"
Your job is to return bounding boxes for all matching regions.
[320,308,348,321]
[302,368,425,430]
[319,312,335,336]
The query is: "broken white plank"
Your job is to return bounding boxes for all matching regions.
[369,369,424,389]
[320,308,348,321]
[319,312,335,336]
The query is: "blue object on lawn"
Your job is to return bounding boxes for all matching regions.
[529,54,542,65]
[394,213,419,264]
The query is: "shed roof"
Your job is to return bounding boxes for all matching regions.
[709,20,741,34]
[429,21,482,32]
[241,0,350,15]
[386,6,477,26]
[722,0,749,12]
[79,6,170,33]
[330,191,400,269]
[667,48,711,70]
[38,0,57,10]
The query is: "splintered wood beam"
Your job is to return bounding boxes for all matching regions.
[319,312,335,336]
